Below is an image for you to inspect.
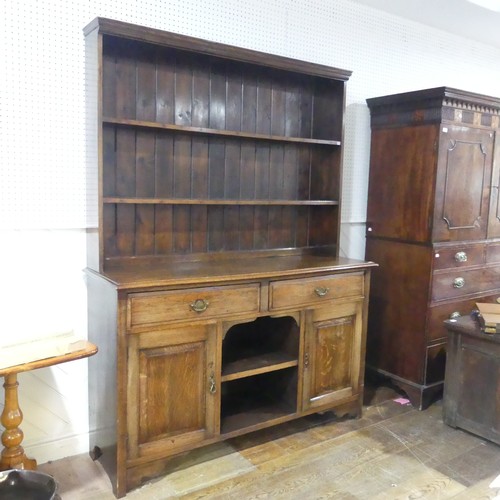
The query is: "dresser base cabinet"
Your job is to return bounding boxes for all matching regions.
[87,258,374,497]
[443,316,500,445]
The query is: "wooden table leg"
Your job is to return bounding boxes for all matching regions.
[0,373,37,470]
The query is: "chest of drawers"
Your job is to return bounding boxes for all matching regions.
[365,87,500,409]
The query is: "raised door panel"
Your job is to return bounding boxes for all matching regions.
[302,302,363,411]
[127,324,218,460]
[433,126,493,242]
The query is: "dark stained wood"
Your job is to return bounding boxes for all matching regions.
[365,87,500,410]
[365,238,431,383]
[443,315,500,445]
[366,124,439,243]
[95,30,346,261]
[433,126,493,242]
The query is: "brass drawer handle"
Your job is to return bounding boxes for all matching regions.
[453,277,465,289]
[449,311,461,319]
[454,251,468,263]
[314,287,330,297]
[190,298,209,313]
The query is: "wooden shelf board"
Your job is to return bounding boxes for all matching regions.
[103,117,342,146]
[220,402,296,435]
[221,352,298,382]
[102,197,339,206]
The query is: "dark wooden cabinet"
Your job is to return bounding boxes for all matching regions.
[443,315,500,445]
[84,18,375,498]
[365,87,500,409]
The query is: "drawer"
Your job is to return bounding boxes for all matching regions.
[427,295,496,342]
[128,284,260,329]
[433,243,484,271]
[432,265,500,302]
[269,273,364,311]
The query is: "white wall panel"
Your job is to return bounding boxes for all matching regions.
[2,0,500,463]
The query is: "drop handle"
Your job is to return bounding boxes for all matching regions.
[314,287,330,297]
[208,373,216,394]
[190,298,209,313]
[453,277,465,289]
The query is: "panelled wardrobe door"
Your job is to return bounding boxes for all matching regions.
[433,125,494,242]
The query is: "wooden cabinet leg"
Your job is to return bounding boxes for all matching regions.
[0,373,37,470]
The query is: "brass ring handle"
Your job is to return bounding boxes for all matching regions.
[314,287,330,297]
[453,277,465,289]
[190,298,209,313]
[454,251,467,263]
[449,311,461,319]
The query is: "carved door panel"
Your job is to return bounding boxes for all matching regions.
[302,301,363,411]
[433,126,494,242]
[126,324,218,460]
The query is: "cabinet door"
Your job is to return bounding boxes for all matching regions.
[127,324,218,460]
[433,126,493,242]
[302,301,363,411]
[488,131,500,238]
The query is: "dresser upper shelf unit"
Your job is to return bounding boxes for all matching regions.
[86,18,351,270]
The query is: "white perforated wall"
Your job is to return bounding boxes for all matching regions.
[3,0,500,233]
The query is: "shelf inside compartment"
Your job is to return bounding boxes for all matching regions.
[222,316,300,381]
[220,368,298,435]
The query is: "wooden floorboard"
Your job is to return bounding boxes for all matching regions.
[38,382,500,499]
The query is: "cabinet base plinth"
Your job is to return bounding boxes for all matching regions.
[365,367,443,411]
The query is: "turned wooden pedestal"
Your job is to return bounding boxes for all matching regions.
[0,340,97,470]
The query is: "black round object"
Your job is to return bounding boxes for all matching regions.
[0,469,57,500]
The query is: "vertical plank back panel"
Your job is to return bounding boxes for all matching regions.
[242,74,257,134]
[175,56,193,126]
[114,41,137,120]
[136,44,157,122]
[115,128,136,197]
[156,49,176,124]
[271,73,286,137]
[239,142,256,250]
[191,135,209,253]
[98,29,346,262]
[102,126,116,197]
[135,132,156,255]
[173,134,192,252]
[102,43,117,118]
[285,77,301,138]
